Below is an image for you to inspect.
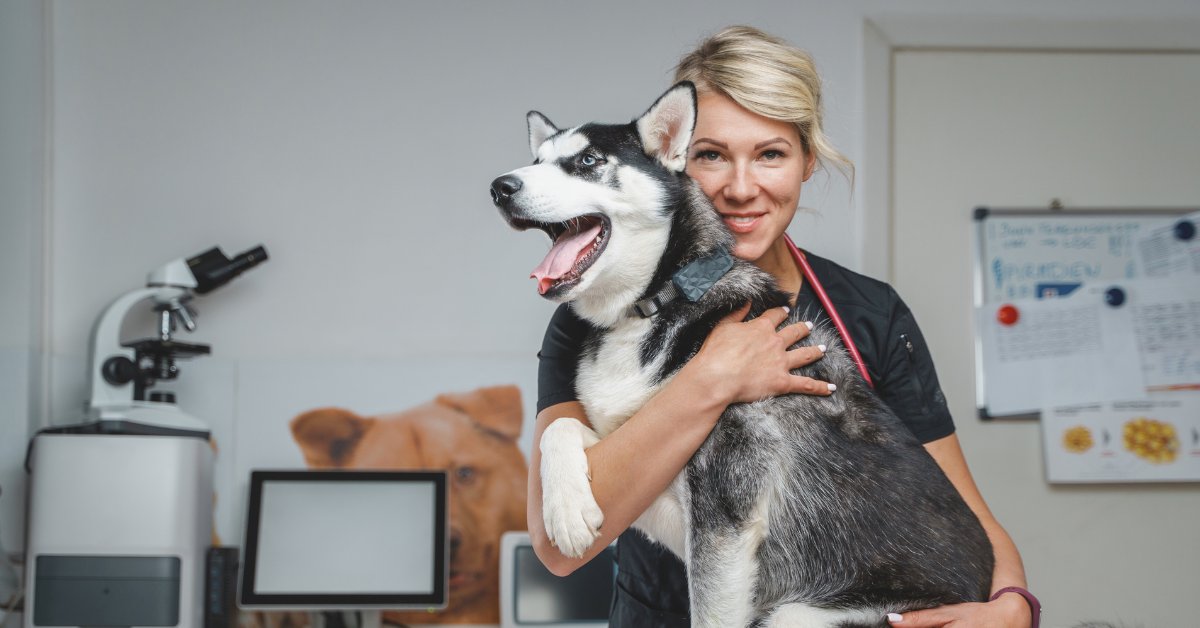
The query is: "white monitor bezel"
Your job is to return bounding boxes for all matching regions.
[500,530,613,628]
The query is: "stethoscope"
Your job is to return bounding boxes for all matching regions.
[783,234,875,388]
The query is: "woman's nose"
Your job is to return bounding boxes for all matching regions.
[723,164,757,202]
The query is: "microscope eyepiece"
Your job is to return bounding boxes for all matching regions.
[188,245,269,294]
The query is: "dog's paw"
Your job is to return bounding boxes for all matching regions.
[540,418,604,558]
[543,489,604,558]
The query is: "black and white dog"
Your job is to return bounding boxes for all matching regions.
[489,82,993,628]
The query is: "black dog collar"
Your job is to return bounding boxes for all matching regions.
[630,249,734,318]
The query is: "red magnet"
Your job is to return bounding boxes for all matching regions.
[996,304,1020,326]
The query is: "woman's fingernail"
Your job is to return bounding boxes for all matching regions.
[887,613,903,623]
[818,344,827,353]
[782,305,790,314]
[805,321,814,330]
[827,383,837,392]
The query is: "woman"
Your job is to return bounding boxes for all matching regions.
[531,25,1035,628]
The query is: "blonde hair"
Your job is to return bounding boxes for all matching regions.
[674,25,852,179]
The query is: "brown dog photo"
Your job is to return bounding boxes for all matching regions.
[287,384,529,626]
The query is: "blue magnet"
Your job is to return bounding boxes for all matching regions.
[1174,219,1196,242]
[1105,286,1126,308]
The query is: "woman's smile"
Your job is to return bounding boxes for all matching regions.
[721,213,765,233]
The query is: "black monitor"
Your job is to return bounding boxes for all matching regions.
[239,470,447,609]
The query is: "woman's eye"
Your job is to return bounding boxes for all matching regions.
[761,149,784,161]
[695,150,722,161]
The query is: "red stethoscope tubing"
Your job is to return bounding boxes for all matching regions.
[783,234,875,388]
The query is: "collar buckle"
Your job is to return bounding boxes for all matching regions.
[633,295,666,318]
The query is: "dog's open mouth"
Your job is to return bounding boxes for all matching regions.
[512,215,610,296]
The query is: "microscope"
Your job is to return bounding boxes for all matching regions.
[25,245,267,628]
[84,245,267,433]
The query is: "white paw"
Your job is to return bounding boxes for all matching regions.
[541,418,604,558]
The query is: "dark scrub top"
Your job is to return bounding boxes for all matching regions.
[535,250,955,627]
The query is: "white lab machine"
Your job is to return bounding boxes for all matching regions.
[24,245,266,627]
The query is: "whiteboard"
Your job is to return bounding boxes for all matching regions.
[972,207,1193,419]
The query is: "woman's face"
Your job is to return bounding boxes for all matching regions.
[686,91,814,263]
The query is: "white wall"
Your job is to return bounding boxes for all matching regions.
[44,0,1200,371]
[5,0,1200,624]
[0,0,46,556]
[44,0,868,375]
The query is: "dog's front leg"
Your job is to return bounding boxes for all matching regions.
[540,417,603,558]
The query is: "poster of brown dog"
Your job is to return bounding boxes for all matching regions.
[288,384,529,625]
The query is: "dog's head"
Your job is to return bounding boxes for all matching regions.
[491,82,715,326]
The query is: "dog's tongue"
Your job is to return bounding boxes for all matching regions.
[531,223,603,294]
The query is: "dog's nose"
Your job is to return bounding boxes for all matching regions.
[449,527,463,561]
[490,175,522,206]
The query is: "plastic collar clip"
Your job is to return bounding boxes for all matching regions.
[631,249,734,318]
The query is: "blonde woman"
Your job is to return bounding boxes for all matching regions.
[531,26,1035,628]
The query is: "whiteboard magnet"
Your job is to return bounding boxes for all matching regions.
[1104,287,1126,307]
[1173,219,1196,242]
[996,304,1020,326]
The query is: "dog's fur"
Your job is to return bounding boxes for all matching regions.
[490,83,993,627]
[290,385,528,626]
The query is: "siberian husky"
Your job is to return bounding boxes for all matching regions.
[489,82,993,628]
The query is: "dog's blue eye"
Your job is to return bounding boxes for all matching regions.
[577,153,600,167]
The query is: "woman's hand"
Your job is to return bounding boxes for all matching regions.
[688,302,831,405]
[888,593,1033,627]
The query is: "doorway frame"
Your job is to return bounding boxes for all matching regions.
[859,14,1200,282]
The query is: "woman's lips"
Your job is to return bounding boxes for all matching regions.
[722,214,763,234]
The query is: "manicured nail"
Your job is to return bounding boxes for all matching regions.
[782,305,790,314]
[805,321,814,330]
[818,344,827,353]
[827,383,837,392]
[887,613,903,623]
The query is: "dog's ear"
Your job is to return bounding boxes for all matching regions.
[636,81,697,173]
[436,385,524,440]
[290,407,373,468]
[527,111,559,158]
